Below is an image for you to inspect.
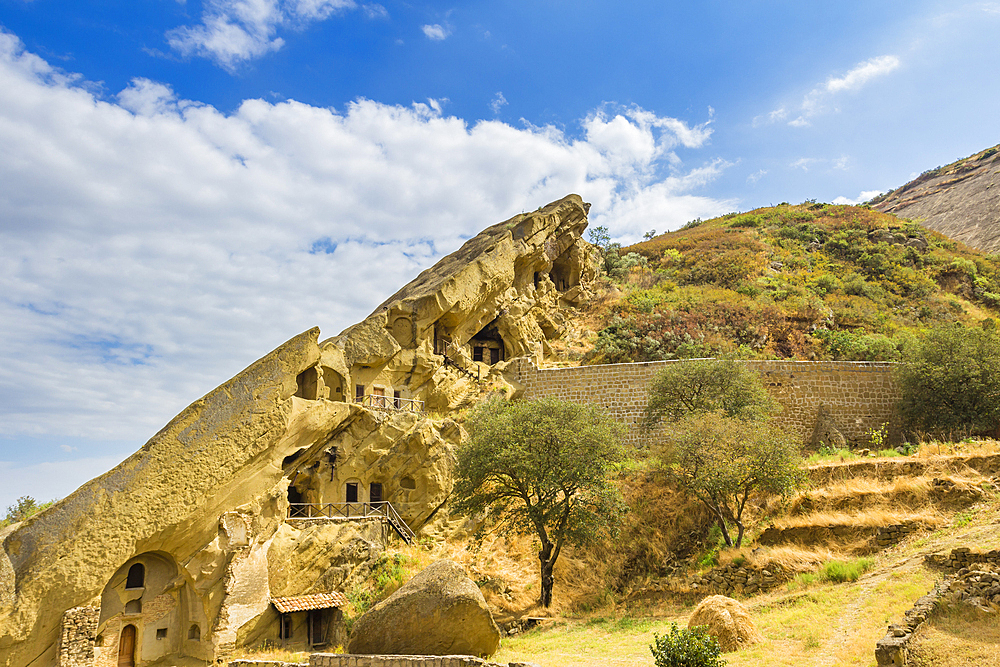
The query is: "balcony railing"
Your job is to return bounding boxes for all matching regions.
[361,394,425,414]
[286,501,415,543]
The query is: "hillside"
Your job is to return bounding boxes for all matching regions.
[573,203,1000,366]
[871,144,1000,254]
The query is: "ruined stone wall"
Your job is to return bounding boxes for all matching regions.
[508,358,899,446]
[310,655,501,667]
[58,607,99,667]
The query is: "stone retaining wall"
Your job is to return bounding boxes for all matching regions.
[58,606,99,667]
[876,578,953,666]
[689,563,787,595]
[309,655,531,667]
[508,358,898,447]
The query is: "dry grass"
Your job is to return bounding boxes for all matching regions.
[228,645,314,662]
[909,603,1000,666]
[773,508,946,530]
[688,595,763,651]
[913,438,1000,458]
[788,474,984,515]
[720,545,835,573]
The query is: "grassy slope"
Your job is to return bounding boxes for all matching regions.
[578,204,1000,365]
[492,476,1000,667]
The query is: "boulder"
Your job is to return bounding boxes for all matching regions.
[347,559,501,657]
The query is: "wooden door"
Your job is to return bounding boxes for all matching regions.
[372,387,385,409]
[369,482,383,503]
[118,625,136,667]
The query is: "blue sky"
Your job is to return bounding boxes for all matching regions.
[1,0,999,511]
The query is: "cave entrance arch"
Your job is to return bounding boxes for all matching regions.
[470,319,506,365]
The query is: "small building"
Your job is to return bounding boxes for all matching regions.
[271,593,349,651]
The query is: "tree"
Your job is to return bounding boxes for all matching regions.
[896,323,1000,438]
[643,358,778,428]
[1,496,54,528]
[452,396,627,607]
[659,412,802,548]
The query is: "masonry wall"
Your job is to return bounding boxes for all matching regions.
[508,358,899,447]
[58,606,99,667]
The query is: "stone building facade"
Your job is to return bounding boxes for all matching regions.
[507,357,900,446]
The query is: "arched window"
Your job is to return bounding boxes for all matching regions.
[188,624,201,641]
[124,600,142,615]
[125,563,144,589]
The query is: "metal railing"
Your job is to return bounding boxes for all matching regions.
[361,394,426,414]
[287,501,415,543]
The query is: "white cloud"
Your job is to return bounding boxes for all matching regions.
[489,91,508,115]
[421,23,450,41]
[833,190,883,205]
[166,0,360,69]
[825,55,900,93]
[0,28,730,467]
[791,158,818,171]
[746,169,767,184]
[759,54,901,128]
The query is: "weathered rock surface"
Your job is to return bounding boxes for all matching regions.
[347,560,501,657]
[1,196,595,667]
[872,144,1000,253]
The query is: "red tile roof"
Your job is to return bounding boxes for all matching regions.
[271,592,349,614]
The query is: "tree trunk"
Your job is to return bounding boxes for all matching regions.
[734,520,745,548]
[538,541,555,607]
[717,517,733,547]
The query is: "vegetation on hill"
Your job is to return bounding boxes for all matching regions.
[0,496,54,529]
[582,203,1000,365]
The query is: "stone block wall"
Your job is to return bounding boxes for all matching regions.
[58,606,99,667]
[310,655,501,667]
[508,358,899,446]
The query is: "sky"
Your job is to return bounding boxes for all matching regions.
[1,0,999,511]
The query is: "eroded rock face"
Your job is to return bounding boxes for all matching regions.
[0,195,595,667]
[346,559,501,657]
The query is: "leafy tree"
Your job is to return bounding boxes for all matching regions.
[643,359,778,428]
[658,412,803,547]
[1,496,54,528]
[650,623,725,667]
[452,396,627,607]
[895,323,1000,437]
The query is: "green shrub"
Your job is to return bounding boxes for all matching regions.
[650,623,726,667]
[820,558,874,583]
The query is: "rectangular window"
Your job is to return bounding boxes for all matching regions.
[346,482,358,503]
[355,385,364,402]
[473,346,484,362]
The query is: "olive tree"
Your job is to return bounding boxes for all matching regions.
[896,323,1000,438]
[660,412,802,548]
[452,396,627,607]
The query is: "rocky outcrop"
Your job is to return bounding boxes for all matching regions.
[347,560,501,658]
[872,144,1000,253]
[1,196,596,667]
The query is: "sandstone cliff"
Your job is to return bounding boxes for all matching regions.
[0,194,598,667]
[872,144,1000,253]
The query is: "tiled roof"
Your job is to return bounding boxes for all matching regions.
[271,592,349,614]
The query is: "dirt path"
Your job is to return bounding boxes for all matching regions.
[812,555,923,667]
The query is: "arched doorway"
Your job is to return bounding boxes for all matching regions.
[118,624,136,667]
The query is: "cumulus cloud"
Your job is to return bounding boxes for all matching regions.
[0,30,731,501]
[747,169,767,184]
[167,0,361,69]
[421,23,450,41]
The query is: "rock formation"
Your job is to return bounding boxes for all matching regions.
[872,144,1000,253]
[0,195,597,667]
[346,560,501,657]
